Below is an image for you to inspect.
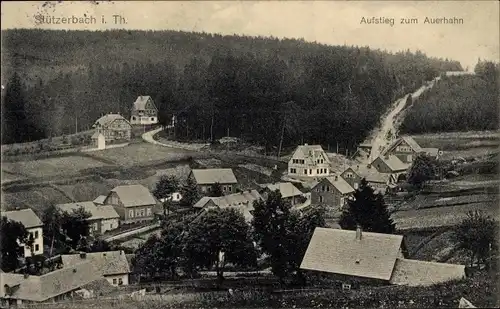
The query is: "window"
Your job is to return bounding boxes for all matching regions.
[140,209,145,217]
[35,244,39,252]
[319,196,323,203]
[309,169,312,175]
[113,279,117,285]
[327,186,330,192]
[151,117,154,121]
[304,169,307,175]
[136,209,141,217]
[132,116,136,121]
[321,185,325,192]
[289,168,296,174]
[317,169,319,174]
[129,210,134,218]
[228,186,232,192]
[118,278,123,285]
[146,208,152,216]
[223,186,227,191]
[34,231,39,239]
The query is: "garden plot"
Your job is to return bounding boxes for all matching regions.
[238,163,274,176]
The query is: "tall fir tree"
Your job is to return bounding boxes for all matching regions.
[339,179,395,234]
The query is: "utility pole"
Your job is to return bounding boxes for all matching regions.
[336,141,339,154]
[277,121,285,161]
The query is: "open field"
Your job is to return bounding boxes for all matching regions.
[2,155,110,178]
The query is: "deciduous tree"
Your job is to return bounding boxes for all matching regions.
[209,182,224,197]
[0,217,30,272]
[453,210,498,269]
[407,154,437,189]
[180,176,201,207]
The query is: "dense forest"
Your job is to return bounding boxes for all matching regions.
[400,60,499,134]
[1,29,463,149]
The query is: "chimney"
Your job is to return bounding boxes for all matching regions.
[335,175,338,181]
[79,252,86,259]
[356,165,359,170]
[355,225,362,240]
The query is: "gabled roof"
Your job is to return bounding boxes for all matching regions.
[389,258,466,286]
[110,185,157,207]
[190,168,238,185]
[61,251,131,276]
[261,182,303,198]
[381,136,423,156]
[375,155,410,172]
[0,261,102,302]
[2,209,43,229]
[93,114,130,129]
[94,205,120,220]
[56,201,102,221]
[132,96,157,111]
[345,165,391,184]
[312,176,355,195]
[93,195,107,205]
[300,227,403,281]
[291,144,331,165]
[194,190,263,222]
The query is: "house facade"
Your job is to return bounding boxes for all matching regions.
[189,169,238,195]
[91,113,132,143]
[55,202,120,235]
[311,176,355,211]
[130,96,158,125]
[380,136,425,164]
[61,251,131,286]
[2,209,44,257]
[370,155,410,184]
[288,144,331,178]
[103,185,158,224]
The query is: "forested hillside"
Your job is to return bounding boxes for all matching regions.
[400,61,499,134]
[1,29,462,149]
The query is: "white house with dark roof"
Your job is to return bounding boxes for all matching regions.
[288,144,331,178]
[56,201,120,235]
[311,176,355,211]
[189,168,238,194]
[301,227,466,286]
[91,113,132,143]
[61,251,131,286]
[102,184,158,224]
[193,190,263,222]
[2,209,43,257]
[0,260,102,307]
[259,182,305,206]
[130,95,158,125]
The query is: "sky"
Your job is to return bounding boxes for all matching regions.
[1,1,499,70]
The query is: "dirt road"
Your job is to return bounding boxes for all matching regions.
[363,71,474,163]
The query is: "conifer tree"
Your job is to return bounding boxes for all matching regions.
[339,179,395,234]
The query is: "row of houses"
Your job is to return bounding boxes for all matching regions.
[0,250,132,307]
[286,136,441,211]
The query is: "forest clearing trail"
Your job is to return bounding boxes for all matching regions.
[363,71,475,164]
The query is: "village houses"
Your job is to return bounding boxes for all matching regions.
[194,190,263,222]
[2,209,44,258]
[91,113,132,145]
[310,176,355,211]
[300,227,466,287]
[0,260,102,308]
[259,182,305,206]
[130,95,158,125]
[380,136,440,164]
[55,201,120,235]
[288,144,331,178]
[61,251,131,286]
[189,168,238,194]
[370,155,411,183]
[341,164,392,194]
[101,184,159,224]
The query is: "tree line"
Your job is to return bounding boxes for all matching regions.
[399,60,499,134]
[2,29,462,149]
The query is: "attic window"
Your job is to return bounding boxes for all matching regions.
[103,253,107,257]
[355,259,360,264]
[73,269,77,273]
